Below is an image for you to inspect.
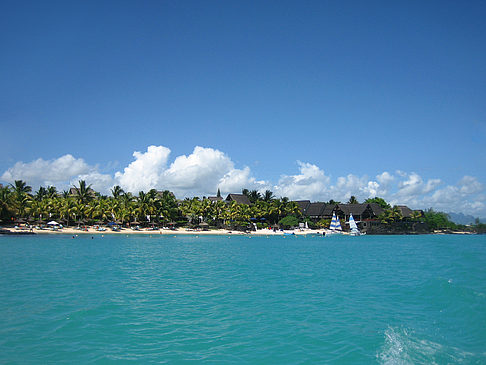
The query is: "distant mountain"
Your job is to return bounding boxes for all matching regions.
[446,212,486,225]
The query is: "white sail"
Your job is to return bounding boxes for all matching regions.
[349,213,360,236]
[330,212,342,231]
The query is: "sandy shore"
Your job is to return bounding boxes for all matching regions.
[1,226,325,236]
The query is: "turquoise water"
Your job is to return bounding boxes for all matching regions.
[0,234,485,363]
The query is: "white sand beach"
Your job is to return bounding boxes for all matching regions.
[1,226,325,236]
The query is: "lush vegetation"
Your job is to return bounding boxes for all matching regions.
[0,180,300,230]
[1,183,484,233]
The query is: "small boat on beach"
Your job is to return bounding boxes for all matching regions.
[327,212,343,235]
[348,213,364,236]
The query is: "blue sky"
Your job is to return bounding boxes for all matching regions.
[1,1,485,216]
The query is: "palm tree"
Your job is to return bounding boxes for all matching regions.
[46,186,57,199]
[9,180,32,219]
[0,186,14,221]
[248,190,261,203]
[34,187,47,201]
[136,191,158,223]
[111,185,124,200]
[347,196,359,204]
[263,190,275,202]
[58,198,77,226]
[73,180,94,204]
[11,180,32,195]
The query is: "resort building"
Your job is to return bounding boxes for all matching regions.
[225,193,251,205]
[334,203,384,223]
[208,196,223,203]
[69,187,97,198]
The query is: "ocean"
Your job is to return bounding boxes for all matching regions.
[0,233,485,363]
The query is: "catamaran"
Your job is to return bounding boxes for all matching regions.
[328,212,343,235]
[348,213,363,236]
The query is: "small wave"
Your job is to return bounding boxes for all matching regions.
[377,326,482,365]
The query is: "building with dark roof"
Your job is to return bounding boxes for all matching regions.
[396,205,413,218]
[208,196,223,203]
[335,203,384,222]
[396,206,424,220]
[69,187,96,198]
[294,200,311,215]
[225,193,251,205]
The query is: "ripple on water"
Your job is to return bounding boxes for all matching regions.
[0,234,485,363]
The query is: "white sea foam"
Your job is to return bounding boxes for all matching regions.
[377,326,480,365]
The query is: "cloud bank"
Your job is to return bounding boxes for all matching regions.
[2,145,485,216]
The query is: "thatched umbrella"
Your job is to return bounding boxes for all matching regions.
[199,222,209,231]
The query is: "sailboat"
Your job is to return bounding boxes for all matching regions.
[328,212,343,235]
[348,213,363,236]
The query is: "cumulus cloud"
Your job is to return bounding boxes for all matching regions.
[218,167,265,194]
[113,145,258,197]
[0,154,105,191]
[274,162,330,201]
[163,146,233,190]
[114,145,170,193]
[1,146,485,216]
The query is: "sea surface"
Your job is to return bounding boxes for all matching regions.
[0,233,485,364]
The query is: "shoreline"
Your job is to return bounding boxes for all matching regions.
[0,226,326,236]
[0,227,476,236]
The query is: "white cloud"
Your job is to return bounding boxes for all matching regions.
[1,154,94,190]
[2,146,485,217]
[218,167,264,194]
[74,172,113,194]
[274,162,330,200]
[113,145,258,197]
[114,145,170,193]
[163,146,233,191]
[395,172,442,200]
[458,176,483,194]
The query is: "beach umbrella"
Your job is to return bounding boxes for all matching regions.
[47,221,59,225]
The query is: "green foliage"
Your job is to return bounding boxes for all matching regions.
[364,197,391,209]
[316,218,331,228]
[6,180,480,235]
[423,209,458,230]
[347,196,359,204]
[378,206,403,224]
[473,223,486,234]
[326,199,340,205]
[278,215,299,229]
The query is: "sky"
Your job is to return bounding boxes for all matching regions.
[1,1,485,216]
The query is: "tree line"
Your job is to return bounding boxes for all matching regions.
[0,180,300,229]
[1,180,483,232]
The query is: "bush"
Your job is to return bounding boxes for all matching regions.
[279,215,299,229]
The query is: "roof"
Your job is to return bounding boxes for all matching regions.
[69,187,96,197]
[337,204,369,215]
[322,204,337,217]
[367,203,385,216]
[294,200,311,214]
[208,196,223,202]
[337,203,384,217]
[396,205,413,218]
[225,193,251,205]
[306,202,327,217]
